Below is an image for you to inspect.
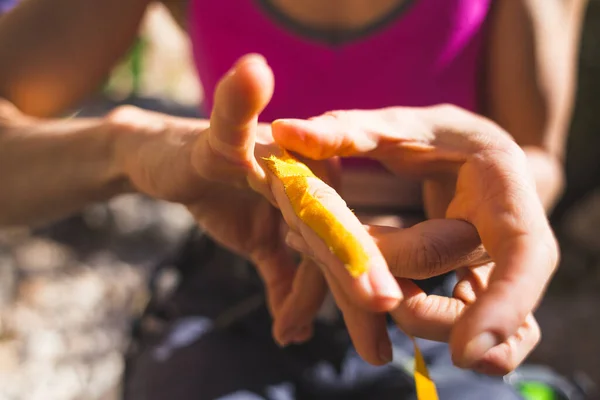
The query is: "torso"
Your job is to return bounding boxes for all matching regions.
[165,0,492,213]
[161,0,409,34]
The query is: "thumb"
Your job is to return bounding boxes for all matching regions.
[193,54,274,183]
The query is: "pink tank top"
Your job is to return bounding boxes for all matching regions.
[188,0,491,171]
[189,0,491,116]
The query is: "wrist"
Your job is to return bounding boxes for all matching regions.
[522,146,565,212]
[0,110,135,226]
[102,110,140,196]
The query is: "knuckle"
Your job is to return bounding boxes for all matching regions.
[545,235,560,271]
[106,105,160,132]
[191,140,217,179]
[106,105,144,124]
[192,154,216,181]
[391,307,420,335]
[411,233,448,279]
[193,136,249,184]
[403,298,432,324]
[409,298,437,321]
[432,103,462,116]
[307,181,342,203]
[476,127,521,157]
[0,98,24,122]
[495,286,530,329]
[319,110,347,122]
[487,140,527,168]
[529,322,542,345]
[310,110,369,157]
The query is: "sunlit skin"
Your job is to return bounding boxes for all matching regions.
[0,0,587,375]
[271,105,553,374]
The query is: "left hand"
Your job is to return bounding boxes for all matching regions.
[112,55,402,344]
[271,105,558,375]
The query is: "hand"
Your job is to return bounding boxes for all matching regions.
[271,105,558,374]
[110,55,401,334]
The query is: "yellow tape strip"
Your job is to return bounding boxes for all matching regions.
[263,151,368,277]
[264,150,438,400]
[412,337,439,400]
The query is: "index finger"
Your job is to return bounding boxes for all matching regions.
[263,152,402,312]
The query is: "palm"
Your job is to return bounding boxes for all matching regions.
[113,104,284,258]
[131,121,299,311]
[187,179,283,262]
[117,55,381,326]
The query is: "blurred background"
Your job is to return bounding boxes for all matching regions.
[1,1,600,399]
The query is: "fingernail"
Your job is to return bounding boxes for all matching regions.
[238,53,267,67]
[461,332,500,368]
[226,54,267,78]
[379,338,393,364]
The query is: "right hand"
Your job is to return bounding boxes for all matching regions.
[110,54,402,339]
[271,106,557,373]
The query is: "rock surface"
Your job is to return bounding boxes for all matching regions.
[0,197,194,400]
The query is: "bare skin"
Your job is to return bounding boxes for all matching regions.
[0,0,586,373]
[0,0,577,209]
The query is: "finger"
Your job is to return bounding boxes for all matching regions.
[246,209,297,319]
[187,200,296,320]
[271,159,342,346]
[390,279,465,341]
[271,109,407,159]
[323,266,392,366]
[267,171,402,312]
[452,265,541,374]
[469,314,541,376]
[193,54,274,183]
[453,264,494,304]
[251,243,297,319]
[271,109,466,177]
[277,231,391,364]
[390,262,492,342]
[0,98,32,122]
[285,229,311,255]
[273,252,327,346]
[283,225,478,343]
[447,146,559,368]
[210,54,273,163]
[368,220,489,280]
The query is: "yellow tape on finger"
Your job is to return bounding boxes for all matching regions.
[264,150,439,400]
[263,151,368,277]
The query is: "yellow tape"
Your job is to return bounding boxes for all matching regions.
[263,151,368,277]
[412,337,439,399]
[264,150,439,400]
